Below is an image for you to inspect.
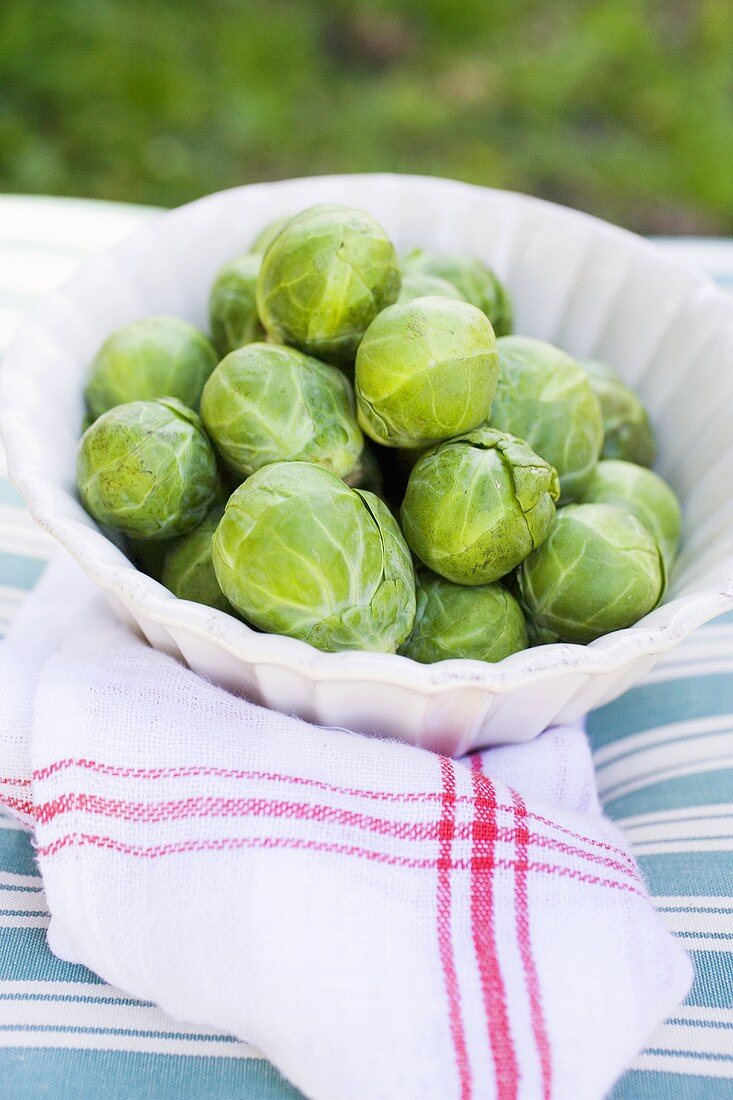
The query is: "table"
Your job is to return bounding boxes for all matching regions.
[0,196,731,1098]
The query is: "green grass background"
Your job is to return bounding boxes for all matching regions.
[2,0,732,233]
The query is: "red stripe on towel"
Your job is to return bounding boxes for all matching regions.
[31,758,636,869]
[32,791,638,880]
[512,788,552,1100]
[436,756,472,1099]
[33,830,648,899]
[470,756,518,1100]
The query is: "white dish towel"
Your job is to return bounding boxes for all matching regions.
[0,554,691,1100]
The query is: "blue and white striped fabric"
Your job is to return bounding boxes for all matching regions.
[591,618,733,1098]
[0,197,731,1098]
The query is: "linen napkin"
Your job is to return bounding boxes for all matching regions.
[0,553,692,1100]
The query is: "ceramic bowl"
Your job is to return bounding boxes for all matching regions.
[3,174,733,754]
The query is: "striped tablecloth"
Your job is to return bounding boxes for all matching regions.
[0,196,731,1098]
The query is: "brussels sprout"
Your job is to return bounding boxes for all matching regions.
[518,503,664,644]
[212,462,416,652]
[578,360,656,467]
[200,342,364,482]
[397,272,466,304]
[162,505,234,613]
[400,427,559,585]
[256,204,400,366]
[492,336,604,502]
[249,215,293,255]
[355,296,499,449]
[77,398,219,540]
[85,317,218,421]
[580,459,681,568]
[403,248,513,335]
[401,570,528,663]
[209,253,264,356]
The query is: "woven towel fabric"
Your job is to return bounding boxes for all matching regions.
[0,554,692,1100]
[0,196,731,1098]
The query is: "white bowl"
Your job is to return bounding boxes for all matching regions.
[2,174,733,754]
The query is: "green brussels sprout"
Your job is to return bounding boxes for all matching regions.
[355,296,499,449]
[256,204,401,366]
[208,253,264,356]
[400,427,560,585]
[578,360,656,467]
[403,248,513,335]
[249,215,293,255]
[518,503,665,644]
[77,398,219,540]
[85,317,218,421]
[397,272,466,304]
[200,342,364,482]
[212,462,416,652]
[162,505,234,613]
[492,336,604,502]
[401,570,528,663]
[580,459,681,568]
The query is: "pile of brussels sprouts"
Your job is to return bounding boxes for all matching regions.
[76,203,681,663]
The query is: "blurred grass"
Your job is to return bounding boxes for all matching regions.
[1,0,733,232]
